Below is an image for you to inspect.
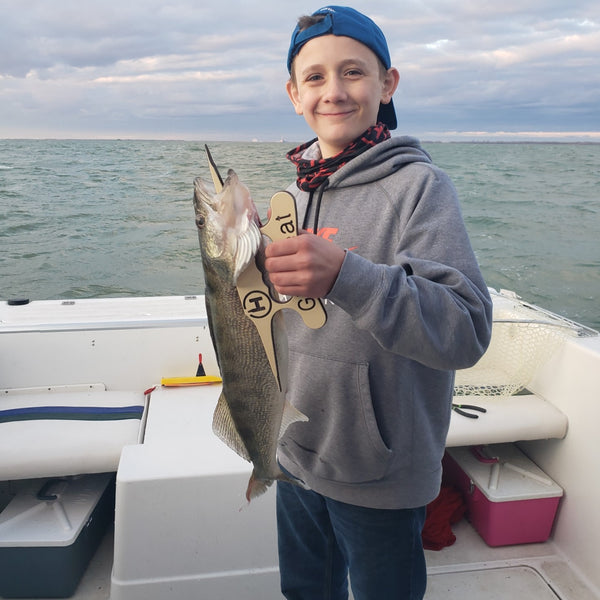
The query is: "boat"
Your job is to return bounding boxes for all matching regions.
[1,288,599,599]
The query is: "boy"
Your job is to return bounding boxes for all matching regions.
[264,6,492,599]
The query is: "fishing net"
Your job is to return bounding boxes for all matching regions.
[453,290,591,398]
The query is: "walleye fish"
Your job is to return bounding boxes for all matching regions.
[193,169,307,501]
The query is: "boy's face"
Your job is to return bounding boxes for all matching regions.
[287,35,398,158]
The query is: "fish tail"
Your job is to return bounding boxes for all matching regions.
[245,468,308,502]
[245,470,273,502]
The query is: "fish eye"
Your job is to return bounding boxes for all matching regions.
[196,214,205,228]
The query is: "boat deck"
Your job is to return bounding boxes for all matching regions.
[426,520,597,599]
[30,518,597,600]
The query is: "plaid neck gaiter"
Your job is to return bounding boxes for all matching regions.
[286,123,391,191]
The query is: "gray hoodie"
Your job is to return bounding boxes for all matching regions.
[278,135,492,509]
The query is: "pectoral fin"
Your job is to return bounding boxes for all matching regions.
[233,217,262,283]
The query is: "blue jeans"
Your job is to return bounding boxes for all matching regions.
[277,481,427,600]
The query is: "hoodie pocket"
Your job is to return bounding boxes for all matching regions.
[286,351,393,484]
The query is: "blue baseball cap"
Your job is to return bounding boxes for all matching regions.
[287,6,397,130]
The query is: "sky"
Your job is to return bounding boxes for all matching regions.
[1,0,599,142]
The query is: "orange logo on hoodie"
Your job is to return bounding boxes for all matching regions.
[308,227,357,251]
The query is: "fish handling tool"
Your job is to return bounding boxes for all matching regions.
[452,403,487,419]
[205,146,327,389]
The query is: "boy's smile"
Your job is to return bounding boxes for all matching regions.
[287,35,398,158]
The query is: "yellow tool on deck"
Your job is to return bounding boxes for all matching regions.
[161,375,222,387]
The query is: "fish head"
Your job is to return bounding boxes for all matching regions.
[194,169,262,282]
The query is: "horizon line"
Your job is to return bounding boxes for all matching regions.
[2,130,600,143]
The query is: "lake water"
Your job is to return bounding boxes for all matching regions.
[1,139,598,330]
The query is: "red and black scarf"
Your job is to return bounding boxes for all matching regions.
[287,123,390,191]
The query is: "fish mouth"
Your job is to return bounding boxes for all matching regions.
[193,170,263,283]
[193,176,218,211]
[194,170,248,217]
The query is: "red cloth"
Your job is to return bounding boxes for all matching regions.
[422,485,466,551]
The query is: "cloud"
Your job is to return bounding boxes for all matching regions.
[0,0,598,140]
[383,1,600,134]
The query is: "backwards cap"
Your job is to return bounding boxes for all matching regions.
[287,6,397,130]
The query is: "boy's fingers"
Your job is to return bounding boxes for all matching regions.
[264,234,303,258]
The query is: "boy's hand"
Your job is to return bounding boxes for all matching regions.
[264,231,345,299]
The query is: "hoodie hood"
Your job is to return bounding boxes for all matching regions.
[292,135,433,233]
[325,135,432,189]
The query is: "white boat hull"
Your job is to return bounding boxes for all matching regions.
[1,291,599,599]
